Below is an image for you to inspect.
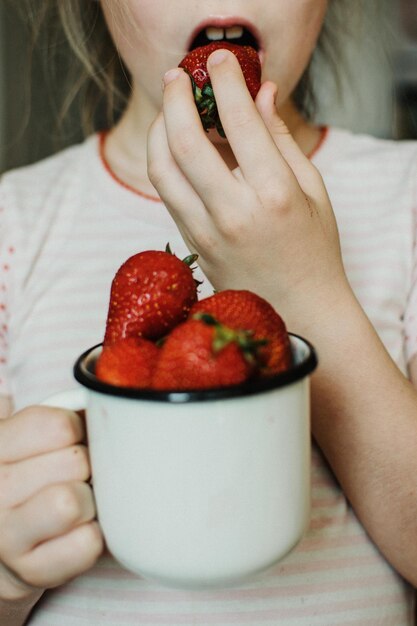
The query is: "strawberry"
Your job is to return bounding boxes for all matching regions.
[179,42,261,137]
[190,290,292,376]
[152,315,263,391]
[103,246,199,345]
[95,336,159,388]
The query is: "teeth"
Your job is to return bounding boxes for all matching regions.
[205,27,224,41]
[225,26,244,40]
[205,25,245,41]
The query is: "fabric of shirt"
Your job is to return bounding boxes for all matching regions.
[0,128,416,625]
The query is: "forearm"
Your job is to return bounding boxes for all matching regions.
[300,288,417,585]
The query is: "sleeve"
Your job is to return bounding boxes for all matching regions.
[403,154,417,366]
[0,179,13,397]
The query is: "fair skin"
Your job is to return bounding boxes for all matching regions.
[1,1,417,623]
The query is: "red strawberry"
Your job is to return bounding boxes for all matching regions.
[179,42,261,137]
[104,246,199,345]
[95,336,159,388]
[152,315,262,391]
[190,290,292,376]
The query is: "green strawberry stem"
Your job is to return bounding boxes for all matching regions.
[188,75,226,138]
[165,243,199,269]
[193,312,268,363]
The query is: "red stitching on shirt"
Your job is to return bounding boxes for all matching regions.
[99,132,162,203]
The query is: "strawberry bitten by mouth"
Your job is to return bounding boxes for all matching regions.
[178,42,261,138]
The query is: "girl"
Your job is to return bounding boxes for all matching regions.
[1,1,417,624]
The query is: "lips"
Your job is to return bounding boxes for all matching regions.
[187,17,262,54]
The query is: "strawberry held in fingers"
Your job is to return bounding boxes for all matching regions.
[178,42,261,137]
[190,290,292,376]
[96,336,159,388]
[104,247,199,345]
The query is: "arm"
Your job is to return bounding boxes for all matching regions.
[300,291,417,586]
[148,49,417,585]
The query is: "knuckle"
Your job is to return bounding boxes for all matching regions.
[50,484,82,526]
[187,228,217,254]
[15,557,46,589]
[0,515,16,558]
[262,184,292,212]
[77,522,104,560]
[218,216,242,242]
[68,445,90,481]
[53,412,81,446]
[310,165,325,188]
[147,158,175,192]
[272,117,291,137]
[147,160,164,187]
[226,105,253,131]
[0,466,13,506]
[172,129,198,161]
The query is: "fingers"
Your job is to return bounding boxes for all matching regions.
[0,481,103,590]
[255,81,325,197]
[148,112,216,249]
[3,520,103,590]
[0,406,85,463]
[1,481,96,555]
[147,112,203,212]
[0,444,91,509]
[159,67,241,207]
[0,407,102,594]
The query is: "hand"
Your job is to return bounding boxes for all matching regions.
[0,406,103,602]
[147,49,350,330]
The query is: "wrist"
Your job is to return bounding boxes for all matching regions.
[280,276,362,346]
[0,591,43,626]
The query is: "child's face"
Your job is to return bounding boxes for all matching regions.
[101,0,328,113]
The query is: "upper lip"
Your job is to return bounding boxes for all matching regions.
[186,16,263,52]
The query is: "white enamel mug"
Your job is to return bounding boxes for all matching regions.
[43,334,317,589]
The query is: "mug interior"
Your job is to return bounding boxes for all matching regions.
[74,333,317,403]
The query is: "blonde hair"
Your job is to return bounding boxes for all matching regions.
[24,0,361,135]
[24,1,127,134]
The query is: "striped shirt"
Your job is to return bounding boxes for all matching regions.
[0,128,416,625]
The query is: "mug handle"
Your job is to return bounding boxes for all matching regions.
[41,388,87,412]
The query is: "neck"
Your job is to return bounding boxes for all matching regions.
[104,94,322,195]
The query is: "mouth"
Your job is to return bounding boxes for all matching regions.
[188,18,262,53]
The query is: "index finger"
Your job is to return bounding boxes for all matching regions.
[0,406,86,463]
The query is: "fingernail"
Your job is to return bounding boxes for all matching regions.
[208,49,229,66]
[163,68,182,87]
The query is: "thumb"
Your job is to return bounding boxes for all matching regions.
[256,81,319,191]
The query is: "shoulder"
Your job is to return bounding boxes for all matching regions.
[0,135,100,243]
[1,135,97,199]
[316,127,417,204]
[322,127,417,174]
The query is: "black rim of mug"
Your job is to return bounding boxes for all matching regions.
[73,333,318,403]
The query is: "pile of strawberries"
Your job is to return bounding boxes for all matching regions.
[96,247,292,391]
